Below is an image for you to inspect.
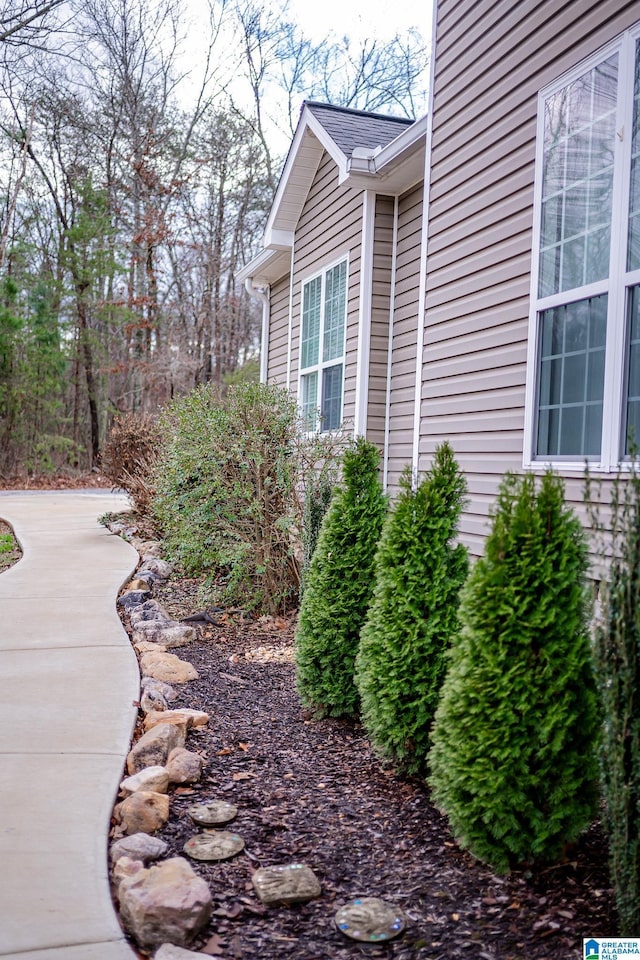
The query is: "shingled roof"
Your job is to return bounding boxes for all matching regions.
[304,101,414,158]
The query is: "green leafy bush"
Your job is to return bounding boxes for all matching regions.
[152,382,302,614]
[356,444,468,775]
[101,413,161,515]
[429,471,599,873]
[587,464,640,933]
[295,437,387,717]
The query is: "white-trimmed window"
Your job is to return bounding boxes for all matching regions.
[526,24,640,468]
[299,258,347,432]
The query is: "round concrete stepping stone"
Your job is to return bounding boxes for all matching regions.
[335,897,406,942]
[183,830,244,861]
[252,863,321,905]
[188,800,238,827]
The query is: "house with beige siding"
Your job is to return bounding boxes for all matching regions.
[239,0,640,555]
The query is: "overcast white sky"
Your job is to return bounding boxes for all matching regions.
[286,0,431,42]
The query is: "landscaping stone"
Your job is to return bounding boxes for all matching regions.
[110,833,169,865]
[118,589,152,610]
[120,765,171,796]
[183,831,244,861]
[127,722,186,774]
[140,541,163,557]
[118,856,212,949]
[130,599,172,626]
[141,686,170,713]
[140,651,199,684]
[188,800,237,827]
[126,578,153,592]
[112,855,145,889]
[165,748,204,785]
[138,557,173,579]
[141,676,179,702]
[143,709,209,732]
[154,945,209,959]
[334,897,406,943]
[135,640,168,654]
[133,621,196,648]
[115,790,170,835]
[252,863,322,906]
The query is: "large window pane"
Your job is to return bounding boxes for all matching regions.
[323,261,347,362]
[539,55,617,296]
[625,286,640,453]
[301,277,321,368]
[301,372,318,431]
[300,260,347,433]
[536,295,607,457]
[628,40,640,271]
[321,364,343,432]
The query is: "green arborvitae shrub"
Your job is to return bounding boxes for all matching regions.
[587,463,640,934]
[300,469,336,597]
[295,436,387,718]
[428,471,599,874]
[355,444,468,775]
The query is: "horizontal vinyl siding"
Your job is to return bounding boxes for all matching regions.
[368,195,394,448]
[387,184,423,491]
[290,152,363,433]
[422,0,640,555]
[266,274,290,385]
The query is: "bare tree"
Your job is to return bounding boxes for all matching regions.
[0,0,66,45]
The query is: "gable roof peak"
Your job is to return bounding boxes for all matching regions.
[302,100,414,160]
[303,100,415,125]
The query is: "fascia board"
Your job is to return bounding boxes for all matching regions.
[264,106,347,245]
[340,113,428,192]
[237,248,290,285]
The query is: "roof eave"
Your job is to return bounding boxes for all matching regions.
[237,247,291,286]
[263,105,348,246]
[340,112,428,190]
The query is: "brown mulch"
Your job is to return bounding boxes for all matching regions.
[118,573,617,960]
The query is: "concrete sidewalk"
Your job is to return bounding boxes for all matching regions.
[0,491,140,959]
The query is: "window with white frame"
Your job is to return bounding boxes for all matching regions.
[299,259,347,432]
[527,24,640,467]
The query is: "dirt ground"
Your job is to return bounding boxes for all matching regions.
[117,571,617,960]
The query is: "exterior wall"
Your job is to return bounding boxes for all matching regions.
[266,272,291,385]
[387,183,423,491]
[421,0,640,555]
[290,151,364,432]
[367,195,395,449]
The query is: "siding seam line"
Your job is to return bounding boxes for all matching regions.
[354,191,376,437]
[413,0,440,478]
[383,195,400,491]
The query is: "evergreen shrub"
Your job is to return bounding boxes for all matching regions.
[300,469,336,596]
[587,463,640,933]
[295,437,387,717]
[355,444,468,775]
[151,382,340,616]
[428,471,599,873]
[152,382,301,614]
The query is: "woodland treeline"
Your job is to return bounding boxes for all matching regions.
[0,0,427,475]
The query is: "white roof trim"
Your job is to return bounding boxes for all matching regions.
[241,106,428,287]
[237,247,290,285]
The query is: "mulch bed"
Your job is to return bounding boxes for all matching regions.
[122,574,617,960]
[0,519,22,572]
[0,470,111,489]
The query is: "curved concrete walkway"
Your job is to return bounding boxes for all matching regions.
[0,491,140,960]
